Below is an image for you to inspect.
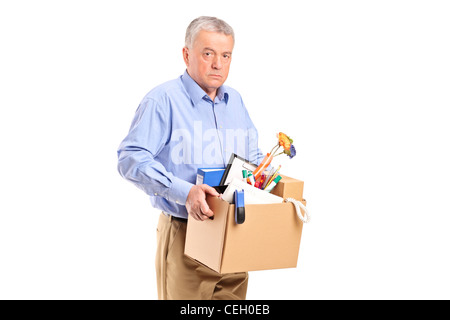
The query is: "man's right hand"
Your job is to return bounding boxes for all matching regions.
[186,184,220,221]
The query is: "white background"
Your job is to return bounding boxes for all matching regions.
[1,0,449,300]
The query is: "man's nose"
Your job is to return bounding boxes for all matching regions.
[212,55,222,69]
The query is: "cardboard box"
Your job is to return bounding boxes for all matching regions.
[271,175,304,200]
[184,176,306,274]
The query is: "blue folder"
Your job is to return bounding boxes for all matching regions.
[196,168,226,186]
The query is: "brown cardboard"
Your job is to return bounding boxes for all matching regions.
[271,174,304,200]
[185,176,306,274]
[184,196,229,272]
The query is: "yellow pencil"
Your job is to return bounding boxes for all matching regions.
[263,165,281,190]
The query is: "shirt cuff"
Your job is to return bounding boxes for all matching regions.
[167,176,194,206]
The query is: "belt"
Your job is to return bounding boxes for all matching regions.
[163,212,188,223]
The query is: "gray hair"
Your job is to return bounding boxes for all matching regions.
[185,16,235,48]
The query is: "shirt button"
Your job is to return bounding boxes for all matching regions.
[154,193,158,196]
[176,200,180,204]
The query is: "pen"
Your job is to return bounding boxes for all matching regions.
[262,167,274,189]
[242,170,249,183]
[248,171,255,186]
[259,174,266,189]
[255,175,263,189]
[264,165,281,190]
[265,175,282,192]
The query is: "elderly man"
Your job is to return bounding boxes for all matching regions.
[117,16,264,300]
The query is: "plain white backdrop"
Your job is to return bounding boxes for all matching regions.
[1,0,449,299]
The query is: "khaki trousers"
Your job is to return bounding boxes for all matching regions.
[156,213,248,300]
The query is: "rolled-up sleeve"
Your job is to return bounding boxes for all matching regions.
[117,98,193,205]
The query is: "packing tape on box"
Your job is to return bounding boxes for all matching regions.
[285,198,311,223]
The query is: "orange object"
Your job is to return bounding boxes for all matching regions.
[185,175,306,273]
[252,153,273,181]
[277,132,291,151]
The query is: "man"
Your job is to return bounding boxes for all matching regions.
[117,16,264,300]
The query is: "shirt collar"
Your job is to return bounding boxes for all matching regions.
[181,70,229,107]
[216,86,228,103]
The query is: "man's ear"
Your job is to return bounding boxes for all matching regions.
[182,47,189,66]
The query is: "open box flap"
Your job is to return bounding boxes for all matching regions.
[184,195,229,273]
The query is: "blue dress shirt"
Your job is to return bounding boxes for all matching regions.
[117,71,264,218]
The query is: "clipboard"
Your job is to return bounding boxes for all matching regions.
[219,153,258,186]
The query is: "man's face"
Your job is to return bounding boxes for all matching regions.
[183,30,234,99]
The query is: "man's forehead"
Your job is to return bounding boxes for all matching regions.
[194,30,234,48]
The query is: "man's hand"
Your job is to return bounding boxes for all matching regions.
[186,184,220,221]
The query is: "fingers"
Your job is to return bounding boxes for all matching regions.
[200,201,214,219]
[189,198,214,221]
[189,205,212,221]
[186,184,219,221]
[190,211,204,221]
[202,184,220,197]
